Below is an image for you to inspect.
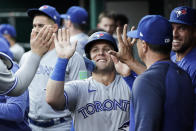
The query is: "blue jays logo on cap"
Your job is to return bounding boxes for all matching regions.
[39,5,48,10]
[169,6,196,26]
[176,8,187,17]
[95,33,104,38]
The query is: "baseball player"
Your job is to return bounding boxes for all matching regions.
[46,29,134,131]
[0,24,25,63]
[114,15,194,131]
[0,44,30,131]
[61,6,89,56]
[0,24,52,96]
[169,6,196,130]
[20,5,88,131]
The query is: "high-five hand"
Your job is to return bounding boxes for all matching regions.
[54,28,77,59]
[108,24,135,64]
[30,25,54,56]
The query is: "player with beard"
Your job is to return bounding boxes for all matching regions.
[169,6,196,131]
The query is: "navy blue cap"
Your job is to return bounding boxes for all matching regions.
[169,6,196,26]
[27,5,60,26]
[61,6,88,25]
[127,15,173,45]
[0,24,16,38]
[84,31,118,58]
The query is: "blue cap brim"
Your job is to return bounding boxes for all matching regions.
[27,8,51,19]
[169,19,194,26]
[127,30,139,38]
[60,14,70,19]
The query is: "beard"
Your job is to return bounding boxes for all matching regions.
[172,38,194,54]
[93,61,115,74]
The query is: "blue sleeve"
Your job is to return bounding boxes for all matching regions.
[123,71,137,90]
[0,91,28,122]
[50,58,69,81]
[131,76,163,131]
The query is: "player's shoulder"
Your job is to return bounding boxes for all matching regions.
[65,77,92,88]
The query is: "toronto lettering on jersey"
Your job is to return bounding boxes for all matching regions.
[78,99,130,119]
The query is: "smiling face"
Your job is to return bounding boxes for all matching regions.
[89,41,115,73]
[172,23,195,54]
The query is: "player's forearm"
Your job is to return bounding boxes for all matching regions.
[46,80,66,110]
[127,59,146,75]
[46,57,69,110]
[7,51,41,96]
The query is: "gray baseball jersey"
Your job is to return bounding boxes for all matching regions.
[64,75,131,131]
[0,51,41,96]
[10,43,25,63]
[20,49,88,130]
[70,33,88,56]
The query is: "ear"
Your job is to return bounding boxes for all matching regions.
[142,41,148,53]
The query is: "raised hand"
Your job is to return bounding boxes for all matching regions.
[54,28,77,59]
[109,24,146,75]
[30,25,54,56]
[110,53,131,77]
[108,24,136,64]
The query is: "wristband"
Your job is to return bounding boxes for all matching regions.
[50,58,68,81]
[123,71,137,90]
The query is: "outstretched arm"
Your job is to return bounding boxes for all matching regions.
[7,25,54,96]
[46,28,77,110]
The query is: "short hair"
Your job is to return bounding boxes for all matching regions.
[98,11,116,23]
[72,22,87,31]
[87,28,105,36]
[147,42,172,55]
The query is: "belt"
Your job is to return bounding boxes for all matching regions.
[29,117,68,128]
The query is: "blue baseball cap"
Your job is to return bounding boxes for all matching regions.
[169,6,196,26]
[127,15,173,45]
[61,6,88,25]
[84,31,118,58]
[0,36,14,60]
[0,24,16,38]
[27,5,60,26]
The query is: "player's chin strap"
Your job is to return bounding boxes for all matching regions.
[83,56,96,72]
[0,52,13,70]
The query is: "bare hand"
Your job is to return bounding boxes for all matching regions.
[30,25,54,56]
[108,24,136,64]
[54,28,77,59]
[110,54,131,77]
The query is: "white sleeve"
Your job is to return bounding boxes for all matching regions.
[0,59,16,95]
[7,51,41,96]
[64,81,79,112]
